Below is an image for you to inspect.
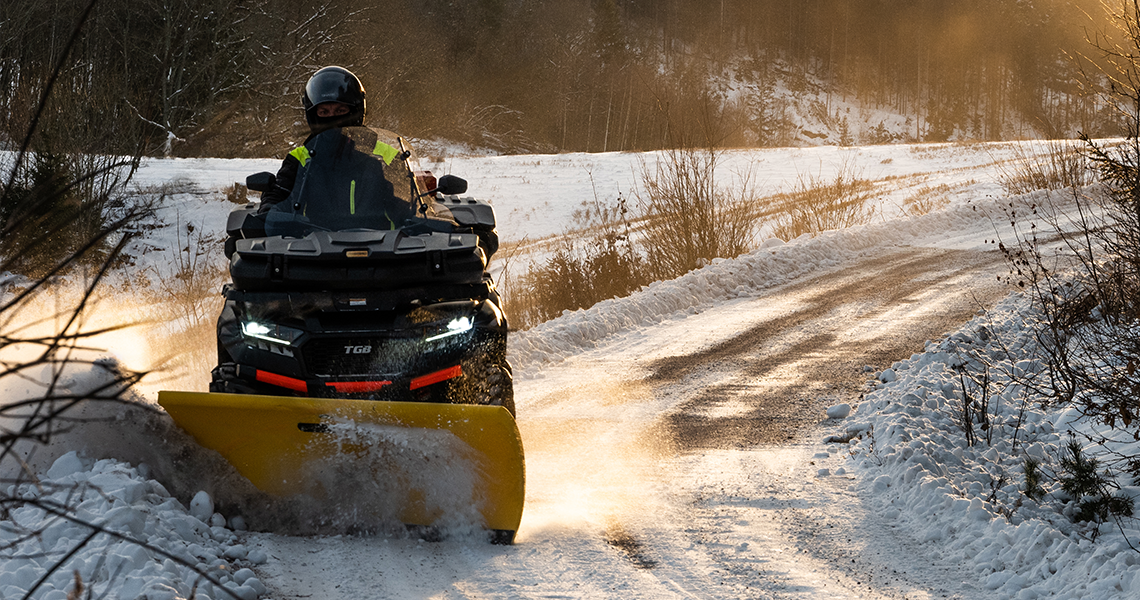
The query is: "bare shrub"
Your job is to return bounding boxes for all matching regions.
[993,140,1097,196]
[986,179,1140,433]
[0,166,164,600]
[145,219,228,390]
[636,147,758,280]
[224,183,249,204]
[990,131,1140,434]
[970,0,1140,527]
[770,160,878,241]
[507,192,647,329]
[510,244,597,328]
[511,235,646,329]
[952,362,995,447]
[938,1,1140,543]
[0,151,145,279]
[151,221,226,330]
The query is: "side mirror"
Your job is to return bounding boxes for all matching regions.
[436,174,467,196]
[246,172,276,193]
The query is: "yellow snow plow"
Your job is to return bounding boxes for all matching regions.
[176,127,523,541]
[158,390,525,543]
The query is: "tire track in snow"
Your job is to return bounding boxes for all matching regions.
[648,246,1009,452]
[620,245,1012,598]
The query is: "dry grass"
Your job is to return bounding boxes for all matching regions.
[224,183,250,204]
[503,189,650,329]
[504,153,905,329]
[901,182,967,217]
[993,140,1097,195]
[506,234,648,329]
[770,161,879,240]
[504,147,763,329]
[636,148,759,280]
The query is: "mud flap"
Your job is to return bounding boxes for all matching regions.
[157,391,524,541]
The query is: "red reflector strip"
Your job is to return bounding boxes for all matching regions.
[328,380,393,393]
[255,370,308,393]
[410,365,463,390]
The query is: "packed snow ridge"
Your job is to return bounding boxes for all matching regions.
[837,290,1140,599]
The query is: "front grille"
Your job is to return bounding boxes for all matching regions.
[303,336,419,376]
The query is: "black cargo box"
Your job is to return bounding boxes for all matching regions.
[230,229,486,292]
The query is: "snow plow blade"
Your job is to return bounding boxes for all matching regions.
[157,391,524,542]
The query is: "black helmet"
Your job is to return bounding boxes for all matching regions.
[302,66,366,132]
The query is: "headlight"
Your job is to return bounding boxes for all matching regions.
[241,320,304,346]
[424,316,474,342]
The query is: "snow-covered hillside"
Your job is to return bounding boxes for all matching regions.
[2,141,1138,599]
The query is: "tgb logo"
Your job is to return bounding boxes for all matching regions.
[344,345,373,355]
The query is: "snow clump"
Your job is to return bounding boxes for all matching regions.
[843,292,1140,599]
[0,452,268,600]
[826,403,852,419]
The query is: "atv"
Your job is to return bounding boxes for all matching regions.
[209,126,513,415]
[158,127,524,542]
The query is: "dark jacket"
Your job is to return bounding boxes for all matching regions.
[258,133,317,212]
[258,128,415,232]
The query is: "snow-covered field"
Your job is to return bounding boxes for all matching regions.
[3,140,1139,599]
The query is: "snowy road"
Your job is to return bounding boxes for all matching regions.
[251,243,1011,599]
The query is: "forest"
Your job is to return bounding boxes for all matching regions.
[0,0,1123,157]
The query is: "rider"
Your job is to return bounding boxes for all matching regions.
[259,65,370,211]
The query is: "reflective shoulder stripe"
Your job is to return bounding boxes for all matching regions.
[289,146,311,167]
[373,141,398,165]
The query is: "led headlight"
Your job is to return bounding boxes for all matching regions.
[424,316,474,342]
[241,320,304,346]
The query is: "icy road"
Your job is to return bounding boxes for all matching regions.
[251,239,1009,599]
